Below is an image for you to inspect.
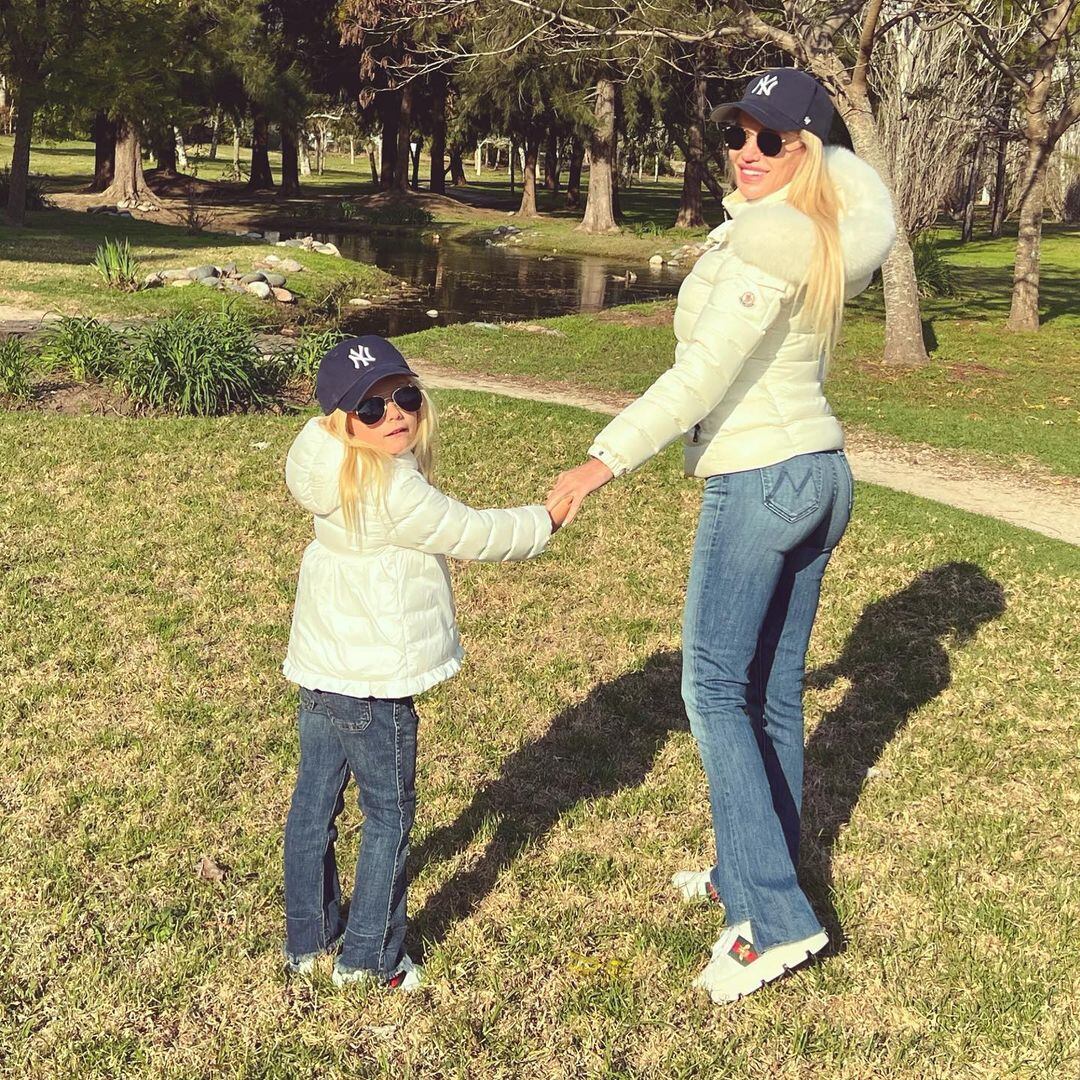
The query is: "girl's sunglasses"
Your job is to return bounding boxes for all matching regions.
[352,384,423,425]
[723,124,792,158]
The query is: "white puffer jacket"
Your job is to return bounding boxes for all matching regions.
[283,417,551,698]
[589,147,896,478]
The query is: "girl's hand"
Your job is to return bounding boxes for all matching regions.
[547,495,572,532]
[546,458,614,528]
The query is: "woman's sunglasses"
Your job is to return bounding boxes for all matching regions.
[352,384,423,425]
[723,124,793,158]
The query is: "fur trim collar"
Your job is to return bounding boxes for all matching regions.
[725,146,896,285]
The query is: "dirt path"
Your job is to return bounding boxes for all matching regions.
[412,363,1080,547]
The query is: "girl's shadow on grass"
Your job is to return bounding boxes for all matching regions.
[410,560,1005,954]
[798,561,1006,949]
[410,650,687,948]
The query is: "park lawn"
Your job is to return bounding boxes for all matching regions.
[0,209,394,324]
[397,227,1080,477]
[1,393,1077,1078]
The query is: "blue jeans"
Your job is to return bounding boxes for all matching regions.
[283,687,418,977]
[682,450,852,951]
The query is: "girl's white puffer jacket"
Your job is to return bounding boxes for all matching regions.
[283,417,551,698]
[589,147,897,478]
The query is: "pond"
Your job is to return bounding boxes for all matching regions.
[278,228,691,337]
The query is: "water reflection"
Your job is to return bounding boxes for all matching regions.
[281,229,688,337]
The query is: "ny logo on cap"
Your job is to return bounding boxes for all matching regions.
[348,344,377,369]
[751,74,779,97]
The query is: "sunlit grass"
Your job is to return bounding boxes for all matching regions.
[1,393,1077,1077]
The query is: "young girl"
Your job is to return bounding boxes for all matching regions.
[281,334,565,989]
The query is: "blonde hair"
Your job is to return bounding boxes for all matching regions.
[786,131,845,359]
[320,384,438,539]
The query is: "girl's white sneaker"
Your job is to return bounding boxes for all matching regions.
[692,921,828,1004]
[671,868,724,908]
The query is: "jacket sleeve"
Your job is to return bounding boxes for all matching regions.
[383,468,552,562]
[284,419,344,517]
[588,254,790,476]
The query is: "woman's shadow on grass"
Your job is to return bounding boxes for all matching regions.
[799,561,1006,948]
[410,560,1005,953]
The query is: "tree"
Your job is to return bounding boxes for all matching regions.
[954,0,1080,330]
[577,74,621,232]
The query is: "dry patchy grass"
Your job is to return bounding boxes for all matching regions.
[0,394,1078,1078]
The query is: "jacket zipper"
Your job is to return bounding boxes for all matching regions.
[691,424,701,445]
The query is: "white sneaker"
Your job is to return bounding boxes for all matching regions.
[671,868,724,908]
[693,921,828,1004]
[332,953,423,991]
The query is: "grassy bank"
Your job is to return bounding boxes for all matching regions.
[0,209,394,324]
[1,394,1078,1077]
[397,226,1080,477]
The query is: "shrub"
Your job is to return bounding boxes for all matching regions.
[0,337,36,402]
[92,237,141,292]
[286,328,347,381]
[913,233,959,298]
[39,317,126,382]
[119,307,287,415]
[0,167,49,210]
[630,220,668,237]
[342,201,433,226]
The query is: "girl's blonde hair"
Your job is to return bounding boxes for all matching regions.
[786,131,845,358]
[320,383,438,538]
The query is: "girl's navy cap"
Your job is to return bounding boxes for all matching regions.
[315,335,418,414]
[710,68,834,142]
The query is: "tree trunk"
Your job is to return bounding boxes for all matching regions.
[101,116,159,209]
[153,128,178,177]
[841,101,928,366]
[393,85,412,193]
[208,108,220,161]
[516,133,540,217]
[449,147,467,186]
[90,112,116,193]
[367,140,379,185]
[247,109,275,191]
[380,91,399,190]
[1007,144,1050,331]
[299,130,312,177]
[174,127,187,169]
[674,59,707,228]
[577,78,620,233]
[280,122,300,196]
[565,139,584,208]
[430,73,447,195]
[960,137,983,243]
[411,135,421,190]
[3,89,37,226]
[509,139,515,195]
[990,134,1008,238]
[543,126,559,192]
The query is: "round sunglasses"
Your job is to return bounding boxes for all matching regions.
[351,384,423,426]
[723,124,798,158]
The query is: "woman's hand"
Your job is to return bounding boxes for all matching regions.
[546,457,615,528]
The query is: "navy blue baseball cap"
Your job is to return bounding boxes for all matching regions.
[710,68,834,142]
[315,335,418,414]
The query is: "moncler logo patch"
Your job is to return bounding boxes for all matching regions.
[740,291,756,308]
[751,74,779,97]
[348,345,377,369]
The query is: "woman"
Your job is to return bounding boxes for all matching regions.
[546,68,896,1004]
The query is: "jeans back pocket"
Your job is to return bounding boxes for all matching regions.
[302,687,374,733]
[760,457,822,523]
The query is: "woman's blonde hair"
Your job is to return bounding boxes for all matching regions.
[320,383,438,538]
[786,131,845,358]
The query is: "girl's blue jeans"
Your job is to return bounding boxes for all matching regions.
[283,687,418,977]
[682,450,852,951]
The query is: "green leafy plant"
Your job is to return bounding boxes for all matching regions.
[913,233,959,298]
[39,317,127,382]
[344,202,433,227]
[630,220,668,237]
[119,307,287,415]
[0,167,50,210]
[92,237,142,292]
[0,336,35,401]
[286,328,347,381]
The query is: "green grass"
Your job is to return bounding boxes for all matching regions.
[397,226,1080,476]
[1,393,1078,1077]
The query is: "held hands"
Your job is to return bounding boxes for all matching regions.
[545,457,615,530]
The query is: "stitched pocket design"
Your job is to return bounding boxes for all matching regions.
[760,460,822,523]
